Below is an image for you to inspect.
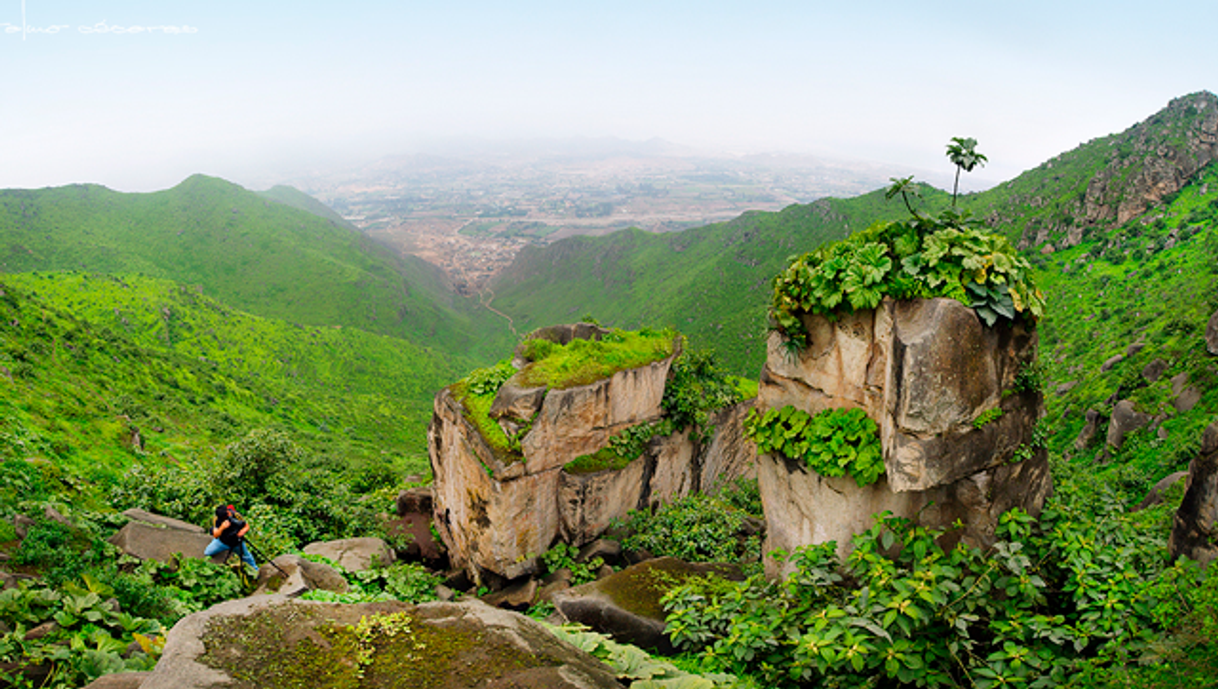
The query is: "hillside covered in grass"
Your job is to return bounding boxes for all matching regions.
[0,271,461,494]
[0,174,508,361]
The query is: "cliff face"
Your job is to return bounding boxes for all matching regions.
[756,298,1052,575]
[428,328,756,585]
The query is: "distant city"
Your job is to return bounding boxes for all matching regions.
[284,140,949,295]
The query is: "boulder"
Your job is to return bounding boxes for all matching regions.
[81,673,150,689]
[1174,386,1203,413]
[1142,358,1169,383]
[107,520,216,565]
[1055,380,1079,396]
[481,577,538,610]
[1100,354,1124,372]
[1126,342,1146,357]
[1134,471,1189,511]
[1170,420,1218,566]
[139,597,624,689]
[1208,310,1218,356]
[252,554,348,597]
[12,514,36,540]
[552,557,743,653]
[395,486,433,516]
[1107,400,1151,449]
[122,508,205,533]
[302,537,395,571]
[1076,408,1105,451]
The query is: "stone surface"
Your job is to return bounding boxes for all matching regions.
[1100,354,1124,372]
[431,326,756,583]
[302,537,395,571]
[756,297,1050,572]
[1170,420,1218,566]
[81,672,150,689]
[1142,358,1169,383]
[552,557,743,653]
[759,297,1042,492]
[481,577,538,610]
[107,520,217,565]
[1107,400,1151,449]
[1074,409,1103,451]
[1134,471,1190,512]
[395,486,433,516]
[759,451,1053,576]
[252,554,348,597]
[1208,310,1218,355]
[122,508,205,533]
[139,597,624,689]
[1174,386,1203,413]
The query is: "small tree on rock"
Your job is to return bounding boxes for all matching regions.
[946,137,987,206]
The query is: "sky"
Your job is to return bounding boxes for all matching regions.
[1,0,1216,192]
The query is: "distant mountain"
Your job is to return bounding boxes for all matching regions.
[0,174,508,360]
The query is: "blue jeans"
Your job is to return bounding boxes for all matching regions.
[204,538,258,571]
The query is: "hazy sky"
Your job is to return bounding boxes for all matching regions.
[2,0,1215,192]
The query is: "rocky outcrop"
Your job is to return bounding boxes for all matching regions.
[757,297,1050,576]
[1107,400,1151,450]
[140,597,624,689]
[302,538,395,571]
[430,327,756,584]
[252,554,348,597]
[1170,420,1218,566]
[107,511,216,565]
[1133,471,1189,512]
[551,557,743,653]
[1207,310,1218,355]
[1074,409,1104,451]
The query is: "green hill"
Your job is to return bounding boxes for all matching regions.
[256,184,360,232]
[0,271,462,489]
[0,175,506,360]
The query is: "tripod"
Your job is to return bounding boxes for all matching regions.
[222,537,287,589]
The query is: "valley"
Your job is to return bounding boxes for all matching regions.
[286,142,946,294]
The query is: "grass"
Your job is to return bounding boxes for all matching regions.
[514,327,676,389]
[564,447,636,475]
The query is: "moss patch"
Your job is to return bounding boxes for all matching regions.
[595,558,740,621]
[199,602,557,689]
[564,447,636,475]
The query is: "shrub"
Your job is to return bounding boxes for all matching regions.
[743,406,884,487]
[615,493,759,564]
[769,214,1045,350]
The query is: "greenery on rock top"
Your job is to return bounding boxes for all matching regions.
[769,211,1045,350]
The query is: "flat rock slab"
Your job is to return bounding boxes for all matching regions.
[122,509,204,533]
[303,537,395,571]
[81,672,151,689]
[107,521,216,565]
[140,596,623,689]
[552,557,742,653]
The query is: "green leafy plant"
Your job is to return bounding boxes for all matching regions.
[613,493,759,564]
[743,406,884,487]
[972,407,1004,429]
[769,202,1045,350]
[541,542,604,585]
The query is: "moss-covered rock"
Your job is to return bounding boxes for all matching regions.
[140,596,624,689]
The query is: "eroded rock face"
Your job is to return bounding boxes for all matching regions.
[140,597,624,689]
[760,298,1042,492]
[1207,310,1218,355]
[1170,420,1218,567]
[757,297,1050,571]
[431,328,756,584]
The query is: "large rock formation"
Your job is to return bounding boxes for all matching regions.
[107,510,216,565]
[1170,420,1218,566]
[139,597,624,689]
[430,325,756,584]
[757,298,1051,575]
